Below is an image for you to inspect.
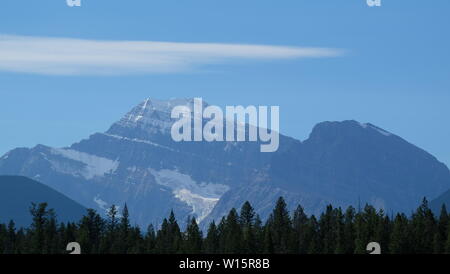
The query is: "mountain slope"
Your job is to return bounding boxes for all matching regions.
[430,189,450,214]
[0,176,87,227]
[1,98,449,228]
[204,121,450,225]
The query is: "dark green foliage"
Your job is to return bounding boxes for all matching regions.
[145,224,156,253]
[1,198,450,254]
[203,221,219,254]
[410,198,436,253]
[77,208,104,254]
[389,213,411,253]
[435,204,448,253]
[222,208,242,253]
[267,197,291,253]
[155,211,182,254]
[291,205,310,253]
[29,203,55,254]
[342,206,356,254]
[118,204,131,253]
[183,217,202,253]
[240,201,257,253]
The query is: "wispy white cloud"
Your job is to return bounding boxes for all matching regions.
[0,34,343,76]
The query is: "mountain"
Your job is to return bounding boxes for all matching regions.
[203,121,450,225]
[430,189,450,214]
[0,176,86,227]
[1,98,449,228]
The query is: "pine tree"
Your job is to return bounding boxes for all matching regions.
[77,209,104,254]
[168,211,182,253]
[156,211,182,253]
[389,213,410,254]
[155,218,170,253]
[183,217,202,253]
[240,201,256,226]
[354,204,378,254]
[204,221,219,254]
[305,215,320,254]
[128,226,144,254]
[216,217,227,252]
[223,208,242,253]
[269,197,291,253]
[5,220,16,254]
[100,204,119,253]
[29,203,53,254]
[374,211,391,254]
[411,198,436,253]
[239,201,257,253]
[0,223,7,254]
[145,224,156,253]
[445,223,450,253]
[76,223,90,254]
[63,222,77,250]
[333,208,345,254]
[119,204,131,253]
[253,215,264,253]
[434,204,448,253]
[44,210,58,254]
[342,206,355,254]
[291,205,309,253]
[319,205,336,254]
[262,224,274,254]
[107,205,119,232]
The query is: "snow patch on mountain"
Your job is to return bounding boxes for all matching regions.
[151,168,229,222]
[116,98,209,134]
[174,189,220,222]
[127,166,138,173]
[0,152,9,160]
[101,133,177,152]
[94,195,108,211]
[93,195,122,216]
[359,122,392,136]
[141,98,205,114]
[50,148,119,179]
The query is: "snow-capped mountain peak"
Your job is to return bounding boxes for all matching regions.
[111,97,209,135]
[359,122,392,137]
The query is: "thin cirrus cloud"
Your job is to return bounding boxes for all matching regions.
[0,34,344,76]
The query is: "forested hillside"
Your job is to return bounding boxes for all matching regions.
[1,197,449,254]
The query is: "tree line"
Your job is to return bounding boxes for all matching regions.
[0,197,450,254]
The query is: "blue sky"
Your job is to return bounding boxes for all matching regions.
[1,0,450,166]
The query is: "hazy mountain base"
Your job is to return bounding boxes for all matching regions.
[0,176,86,227]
